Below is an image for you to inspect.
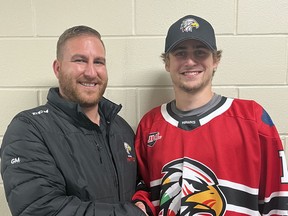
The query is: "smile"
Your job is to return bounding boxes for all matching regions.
[80,82,96,87]
[182,71,201,75]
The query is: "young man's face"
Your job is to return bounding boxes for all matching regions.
[165,39,219,94]
[53,35,108,107]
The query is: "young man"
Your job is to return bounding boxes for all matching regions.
[1,25,146,216]
[133,15,288,215]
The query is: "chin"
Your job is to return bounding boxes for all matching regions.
[79,101,97,108]
[81,96,102,106]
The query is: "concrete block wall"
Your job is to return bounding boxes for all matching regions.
[0,0,287,215]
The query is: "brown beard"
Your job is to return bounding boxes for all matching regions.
[58,73,107,107]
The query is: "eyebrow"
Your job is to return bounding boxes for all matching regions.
[96,57,106,64]
[71,54,87,60]
[71,54,106,62]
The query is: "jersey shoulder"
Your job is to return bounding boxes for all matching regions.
[138,105,164,128]
[229,98,278,136]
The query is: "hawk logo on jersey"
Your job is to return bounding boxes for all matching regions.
[180,18,199,33]
[159,157,226,216]
[147,132,162,147]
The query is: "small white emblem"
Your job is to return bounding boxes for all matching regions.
[32,109,49,115]
[11,157,20,164]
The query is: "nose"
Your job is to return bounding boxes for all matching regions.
[84,61,97,77]
[185,54,198,66]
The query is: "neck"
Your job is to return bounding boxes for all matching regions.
[174,89,214,111]
[81,105,100,125]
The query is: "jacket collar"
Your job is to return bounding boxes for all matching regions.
[47,87,122,124]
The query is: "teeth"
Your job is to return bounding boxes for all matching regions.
[184,72,199,75]
[81,83,96,87]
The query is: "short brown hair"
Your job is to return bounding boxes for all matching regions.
[56,25,105,59]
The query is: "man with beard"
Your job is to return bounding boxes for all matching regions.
[1,25,146,216]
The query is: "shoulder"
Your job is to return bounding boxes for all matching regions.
[228,98,264,118]
[2,105,48,140]
[140,105,162,122]
[112,115,135,135]
[231,98,261,108]
[229,98,277,131]
[136,105,163,131]
[3,102,67,147]
[7,105,48,128]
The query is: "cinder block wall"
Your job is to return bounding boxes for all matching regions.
[0,1,287,215]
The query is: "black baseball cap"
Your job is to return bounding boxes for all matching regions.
[164,15,217,53]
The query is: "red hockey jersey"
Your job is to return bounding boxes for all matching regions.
[133,97,288,216]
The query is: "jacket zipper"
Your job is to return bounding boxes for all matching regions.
[105,121,121,200]
[94,124,120,199]
[95,142,102,163]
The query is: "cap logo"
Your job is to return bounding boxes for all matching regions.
[180,18,199,33]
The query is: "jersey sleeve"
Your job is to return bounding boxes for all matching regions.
[255,102,288,215]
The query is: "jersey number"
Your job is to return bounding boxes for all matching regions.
[279,151,288,183]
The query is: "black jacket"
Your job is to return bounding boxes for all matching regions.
[1,88,145,216]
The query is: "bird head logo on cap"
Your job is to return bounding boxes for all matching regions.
[180,18,199,33]
[165,15,217,53]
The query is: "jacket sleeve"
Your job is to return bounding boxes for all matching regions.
[0,116,145,216]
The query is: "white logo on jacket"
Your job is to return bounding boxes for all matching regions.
[11,157,20,164]
[32,109,49,115]
[124,142,135,162]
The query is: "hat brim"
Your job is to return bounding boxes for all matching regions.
[166,36,216,53]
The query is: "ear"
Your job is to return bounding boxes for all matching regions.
[53,60,60,79]
[165,60,170,72]
[213,53,221,67]
[213,58,220,69]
